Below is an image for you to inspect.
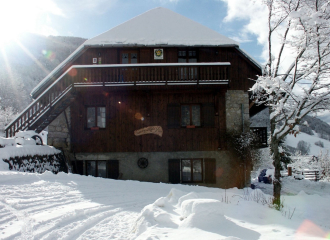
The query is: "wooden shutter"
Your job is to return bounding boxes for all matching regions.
[73,161,84,175]
[167,104,180,128]
[204,158,216,184]
[168,159,180,184]
[107,160,119,179]
[203,103,215,127]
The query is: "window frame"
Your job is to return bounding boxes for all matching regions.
[84,160,119,179]
[178,49,198,62]
[180,104,201,127]
[181,158,203,183]
[86,106,106,129]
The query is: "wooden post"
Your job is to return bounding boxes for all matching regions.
[288,166,292,176]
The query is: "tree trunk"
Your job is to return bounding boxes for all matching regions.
[271,138,282,209]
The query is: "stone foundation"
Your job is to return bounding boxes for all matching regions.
[75,150,250,189]
[48,107,71,151]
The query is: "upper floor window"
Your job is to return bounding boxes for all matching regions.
[178,50,197,63]
[167,103,214,128]
[87,106,106,129]
[121,51,138,64]
[181,104,201,127]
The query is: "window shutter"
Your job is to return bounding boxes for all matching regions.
[168,159,180,184]
[204,158,216,184]
[73,161,84,175]
[167,104,180,128]
[203,103,215,127]
[107,160,119,179]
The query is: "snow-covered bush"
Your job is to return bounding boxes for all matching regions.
[297,141,311,155]
[314,140,324,148]
[318,152,330,181]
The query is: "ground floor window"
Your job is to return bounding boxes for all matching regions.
[87,161,107,178]
[73,160,119,179]
[168,158,216,184]
[181,159,203,183]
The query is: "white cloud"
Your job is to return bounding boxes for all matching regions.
[230,33,253,44]
[220,0,269,61]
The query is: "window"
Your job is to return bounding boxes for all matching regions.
[167,103,214,128]
[83,160,119,179]
[178,49,198,80]
[87,107,106,129]
[168,158,216,184]
[181,104,201,127]
[181,159,203,183]
[121,51,138,64]
[178,50,197,62]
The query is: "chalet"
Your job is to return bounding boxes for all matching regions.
[6,7,262,188]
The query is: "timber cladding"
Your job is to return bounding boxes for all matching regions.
[71,88,226,153]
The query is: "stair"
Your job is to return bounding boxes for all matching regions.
[5,85,76,137]
[32,93,76,133]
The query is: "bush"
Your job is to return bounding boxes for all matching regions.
[314,140,324,148]
[297,140,311,155]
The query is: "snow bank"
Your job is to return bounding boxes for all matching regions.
[0,137,15,147]
[131,185,330,240]
[0,145,60,161]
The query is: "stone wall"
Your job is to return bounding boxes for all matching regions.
[225,90,250,133]
[48,107,71,153]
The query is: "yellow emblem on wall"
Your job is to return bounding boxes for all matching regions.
[154,49,164,60]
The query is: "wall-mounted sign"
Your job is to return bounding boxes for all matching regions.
[154,49,164,60]
[134,126,163,137]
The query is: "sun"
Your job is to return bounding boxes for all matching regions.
[0,0,63,46]
[0,2,35,44]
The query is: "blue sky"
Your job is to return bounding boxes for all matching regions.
[0,0,266,64]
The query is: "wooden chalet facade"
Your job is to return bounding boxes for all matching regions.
[6,8,262,188]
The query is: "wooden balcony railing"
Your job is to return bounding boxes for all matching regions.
[5,62,230,137]
[72,62,230,86]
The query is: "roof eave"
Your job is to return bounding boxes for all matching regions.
[84,43,239,48]
[235,46,263,72]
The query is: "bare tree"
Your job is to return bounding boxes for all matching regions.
[251,0,330,207]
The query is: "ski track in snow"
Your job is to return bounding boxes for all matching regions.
[0,173,176,240]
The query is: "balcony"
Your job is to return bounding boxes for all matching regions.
[69,62,230,87]
[5,62,230,137]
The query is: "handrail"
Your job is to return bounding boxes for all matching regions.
[5,62,230,137]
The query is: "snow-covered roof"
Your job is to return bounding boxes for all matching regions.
[84,7,238,47]
[30,7,258,98]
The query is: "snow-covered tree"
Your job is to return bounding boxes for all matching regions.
[251,0,330,207]
[0,106,18,137]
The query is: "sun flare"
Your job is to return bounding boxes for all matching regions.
[0,0,63,45]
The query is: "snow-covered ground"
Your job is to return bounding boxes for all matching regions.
[0,161,329,240]
[285,131,330,156]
